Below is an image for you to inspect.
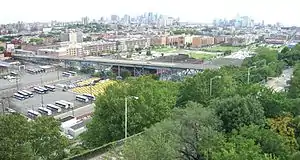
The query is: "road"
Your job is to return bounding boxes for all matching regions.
[265,68,293,92]
[13,54,222,70]
[54,103,94,119]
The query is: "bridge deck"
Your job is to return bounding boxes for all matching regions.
[13,55,221,70]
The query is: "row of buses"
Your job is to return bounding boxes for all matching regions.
[33,85,55,94]
[75,94,96,103]
[27,100,75,119]
[26,68,46,74]
[14,85,56,100]
[14,90,34,100]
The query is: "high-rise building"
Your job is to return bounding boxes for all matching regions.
[81,16,89,25]
[123,14,131,24]
[111,15,119,22]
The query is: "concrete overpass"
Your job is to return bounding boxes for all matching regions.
[12,54,220,70]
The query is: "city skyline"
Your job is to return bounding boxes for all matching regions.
[1,0,300,26]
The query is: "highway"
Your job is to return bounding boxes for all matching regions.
[13,54,221,70]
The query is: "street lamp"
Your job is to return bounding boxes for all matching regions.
[125,96,139,139]
[210,76,222,96]
[247,66,257,84]
[40,76,44,107]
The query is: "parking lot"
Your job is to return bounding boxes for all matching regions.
[10,88,90,115]
[0,65,90,115]
[0,68,65,90]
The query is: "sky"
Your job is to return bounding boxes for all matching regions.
[2,0,300,26]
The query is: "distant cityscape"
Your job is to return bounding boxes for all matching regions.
[3,6,300,160]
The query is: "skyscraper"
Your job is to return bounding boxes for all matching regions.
[81,17,89,25]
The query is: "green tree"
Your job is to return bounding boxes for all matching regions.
[288,63,300,98]
[268,116,298,149]
[0,46,4,52]
[30,117,69,160]
[279,44,300,66]
[120,69,132,79]
[0,114,35,160]
[281,46,290,54]
[212,135,278,160]
[29,38,43,44]
[257,88,291,118]
[123,102,224,160]
[123,120,179,160]
[83,76,179,147]
[0,114,68,160]
[224,50,232,56]
[176,69,237,106]
[291,152,300,160]
[236,125,292,160]
[210,95,265,132]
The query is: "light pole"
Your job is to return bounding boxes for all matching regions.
[210,76,222,96]
[40,76,44,107]
[15,77,20,90]
[247,66,257,84]
[125,96,139,139]
[89,83,92,95]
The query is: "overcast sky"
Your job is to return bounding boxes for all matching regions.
[2,0,300,25]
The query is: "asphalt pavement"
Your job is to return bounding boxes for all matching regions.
[54,104,94,119]
[265,68,293,91]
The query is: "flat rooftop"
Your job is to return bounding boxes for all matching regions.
[70,118,91,130]
[59,116,75,123]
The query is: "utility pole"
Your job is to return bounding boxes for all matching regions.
[15,77,19,90]
[247,66,257,84]
[57,66,60,80]
[89,83,92,95]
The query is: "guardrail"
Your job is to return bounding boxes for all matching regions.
[65,132,144,160]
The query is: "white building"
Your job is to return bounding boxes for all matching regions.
[69,31,83,43]
[184,35,194,44]
[37,48,67,57]
[60,116,78,134]
[60,31,83,43]
[67,120,90,138]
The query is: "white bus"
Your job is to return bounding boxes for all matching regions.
[44,85,55,92]
[76,95,89,102]
[14,93,25,100]
[27,110,41,119]
[38,87,49,93]
[62,72,72,77]
[60,100,74,109]
[22,90,34,97]
[38,107,52,116]
[46,104,62,113]
[55,100,69,109]
[10,72,18,76]
[67,71,77,76]
[17,91,30,98]
[83,94,96,101]
[34,87,45,94]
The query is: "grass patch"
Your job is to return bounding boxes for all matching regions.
[153,47,178,53]
[203,46,242,52]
